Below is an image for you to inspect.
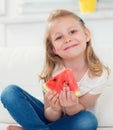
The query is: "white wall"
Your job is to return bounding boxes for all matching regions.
[0,0,113,48]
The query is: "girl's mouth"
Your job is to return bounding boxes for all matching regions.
[63,44,78,51]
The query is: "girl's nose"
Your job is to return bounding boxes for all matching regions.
[64,36,72,43]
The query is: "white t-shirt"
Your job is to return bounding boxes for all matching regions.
[52,66,109,96]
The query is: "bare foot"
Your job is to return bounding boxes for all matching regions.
[7,125,24,130]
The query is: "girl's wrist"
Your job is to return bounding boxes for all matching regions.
[64,103,85,115]
[45,107,62,121]
[64,105,76,115]
[51,107,62,113]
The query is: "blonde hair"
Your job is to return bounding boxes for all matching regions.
[39,9,109,82]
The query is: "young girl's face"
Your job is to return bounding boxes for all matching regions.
[50,16,90,60]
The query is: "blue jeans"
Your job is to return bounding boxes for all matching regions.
[1,84,98,130]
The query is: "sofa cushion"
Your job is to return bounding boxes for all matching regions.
[0,47,44,92]
[94,86,113,126]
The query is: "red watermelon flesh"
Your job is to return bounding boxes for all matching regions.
[43,68,81,97]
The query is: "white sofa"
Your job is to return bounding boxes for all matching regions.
[0,44,113,130]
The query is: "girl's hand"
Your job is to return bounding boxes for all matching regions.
[59,87,78,108]
[45,91,62,112]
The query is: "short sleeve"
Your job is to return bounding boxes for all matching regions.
[78,69,109,95]
[88,82,107,94]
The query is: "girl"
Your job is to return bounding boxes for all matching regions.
[1,9,109,130]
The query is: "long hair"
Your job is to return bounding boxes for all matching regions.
[39,9,109,82]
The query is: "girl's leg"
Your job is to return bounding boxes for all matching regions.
[6,111,97,130]
[1,84,50,130]
[48,111,98,130]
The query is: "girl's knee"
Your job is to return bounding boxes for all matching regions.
[81,111,98,130]
[1,84,21,106]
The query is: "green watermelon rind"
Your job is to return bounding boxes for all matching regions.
[75,91,81,97]
[42,84,50,93]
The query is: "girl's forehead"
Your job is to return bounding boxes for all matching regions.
[49,17,80,32]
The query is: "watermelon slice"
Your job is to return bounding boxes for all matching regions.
[43,68,81,97]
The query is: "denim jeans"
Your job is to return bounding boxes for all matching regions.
[1,84,98,130]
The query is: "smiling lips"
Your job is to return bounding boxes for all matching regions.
[64,44,78,51]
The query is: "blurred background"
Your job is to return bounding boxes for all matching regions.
[0,0,113,48]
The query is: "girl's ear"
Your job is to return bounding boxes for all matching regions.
[84,28,91,42]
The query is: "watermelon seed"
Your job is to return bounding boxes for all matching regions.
[63,80,66,82]
[67,83,70,86]
[53,78,57,81]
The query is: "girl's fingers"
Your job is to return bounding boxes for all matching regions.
[59,87,78,107]
[70,91,76,101]
[59,87,69,105]
[66,87,71,100]
[62,87,71,101]
[45,90,52,98]
[51,93,59,104]
[46,91,57,101]
[62,87,67,99]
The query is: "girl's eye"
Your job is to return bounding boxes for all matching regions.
[55,35,63,41]
[70,30,76,34]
